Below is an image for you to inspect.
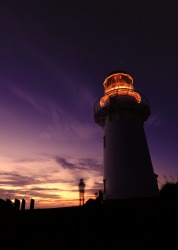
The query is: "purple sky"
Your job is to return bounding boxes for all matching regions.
[0,1,177,208]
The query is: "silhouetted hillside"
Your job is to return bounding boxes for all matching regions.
[0,197,178,249]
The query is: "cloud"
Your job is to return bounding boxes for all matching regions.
[7,83,49,114]
[55,157,75,169]
[0,172,40,186]
[0,187,62,200]
[78,158,102,171]
[29,186,59,191]
[55,156,102,171]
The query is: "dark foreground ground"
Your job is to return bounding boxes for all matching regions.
[0,197,178,249]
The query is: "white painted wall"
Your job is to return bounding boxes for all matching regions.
[103,106,159,200]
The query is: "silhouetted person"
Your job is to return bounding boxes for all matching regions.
[96,190,103,205]
[78,178,85,206]
[85,190,103,207]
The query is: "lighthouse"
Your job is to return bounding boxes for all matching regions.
[94,71,159,201]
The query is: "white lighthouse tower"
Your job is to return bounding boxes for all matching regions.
[94,71,159,201]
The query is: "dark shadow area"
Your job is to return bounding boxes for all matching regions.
[0,196,177,249]
[85,190,103,207]
[159,181,178,198]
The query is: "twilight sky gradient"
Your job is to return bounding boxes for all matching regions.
[0,1,177,208]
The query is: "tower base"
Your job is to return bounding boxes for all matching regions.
[102,196,160,210]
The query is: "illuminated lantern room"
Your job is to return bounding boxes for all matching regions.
[94,71,151,127]
[100,72,141,108]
